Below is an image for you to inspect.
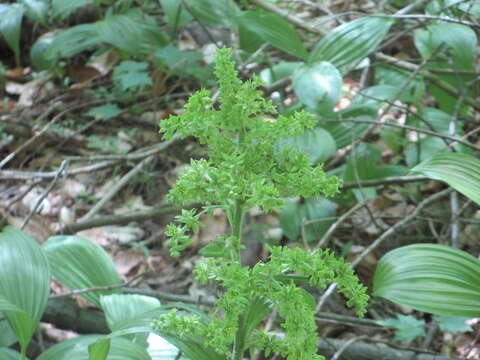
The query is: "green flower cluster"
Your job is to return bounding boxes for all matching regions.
[155,48,368,360]
[160,48,339,213]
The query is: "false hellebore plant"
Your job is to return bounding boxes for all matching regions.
[154,48,368,360]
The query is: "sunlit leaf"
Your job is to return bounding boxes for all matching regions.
[43,235,122,307]
[414,22,477,112]
[411,153,480,206]
[275,127,336,164]
[259,61,302,85]
[0,347,26,360]
[112,306,223,360]
[293,61,342,113]
[21,0,48,26]
[279,197,337,242]
[37,335,150,360]
[235,10,308,59]
[0,320,17,347]
[51,0,93,20]
[0,4,24,63]
[95,10,168,55]
[159,0,192,28]
[309,16,394,69]
[373,244,480,317]
[0,226,51,351]
[101,294,160,331]
[45,24,101,60]
[183,0,240,27]
[234,297,271,356]
[88,338,110,360]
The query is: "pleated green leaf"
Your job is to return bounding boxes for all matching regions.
[37,335,150,360]
[21,0,49,26]
[44,24,101,60]
[101,294,161,332]
[236,10,308,59]
[0,347,26,360]
[0,4,24,63]
[111,306,224,360]
[275,127,336,164]
[411,153,480,206]
[43,235,122,307]
[95,10,168,55]
[292,61,342,112]
[184,0,240,27]
[0,226,51,351]
[51,0,93,20]
[373,244,480,317]
[88,338,110,360]
[0,320,17,347]
[309,16,394,70]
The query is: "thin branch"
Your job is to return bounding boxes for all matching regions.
[316,188,453,312]
[80,155,155,221]
[322,119,480,151]
[20,161,68,229]
[55,204,178,235]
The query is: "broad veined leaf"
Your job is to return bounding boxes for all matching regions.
[457,1,480,16]
[43,235,122,307]
[259,61,302,86]
[415,23,476,71]
[345,143,407,181]
[322,105,376,149]
[102,294,161,331]
[112,306,223,360]
[45,24,102,60]
[235,10,308,59]
[88,338,110,360]
[373,65,425,104]
[414,22,477,112]
[147,333,185,360]
[373,244,480,317]
[99,298,183,360]
[183,0,240,27]
[51,0,94,20]
[0,4,24,63]
[411,153,480,206]
[37,335,150,360]
[155,44,211,82]
[0,226,51,352]
[345,143,407,200]
[404,108,470,164]
[30,35,56,70]
[95,10,168,55]
[0,347,26,360]
[21,0,48,26]
[275,127,336,164]
[293,61,342,113]
[309,16,394,69]
[279,197,337,242]
[159,0,192,28]
[234,297,271,356]
[0,320,17,347]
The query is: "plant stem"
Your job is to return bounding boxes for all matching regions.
[230,199,245,262]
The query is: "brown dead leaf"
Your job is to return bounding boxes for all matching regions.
[113,248,146,278]
[5,67,30,80]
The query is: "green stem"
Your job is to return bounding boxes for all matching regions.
[230,199,245,262]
